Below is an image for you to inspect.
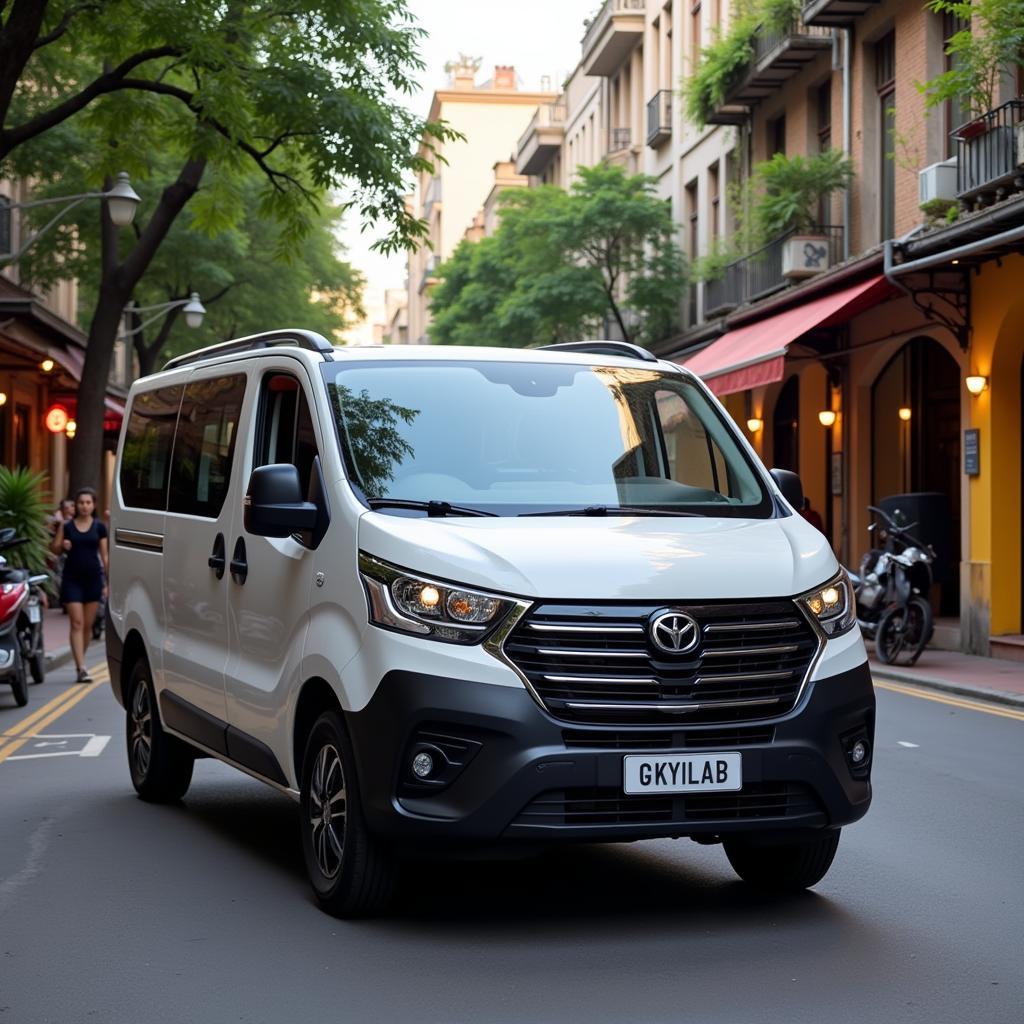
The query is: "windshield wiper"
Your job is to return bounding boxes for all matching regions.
[366,498,498,518]
[519,505,703,518]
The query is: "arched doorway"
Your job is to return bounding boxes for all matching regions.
[773,375,799,474]
[871,336,961,615]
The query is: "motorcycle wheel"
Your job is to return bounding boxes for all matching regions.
[9,648,28,707]
[876,596,932,666]
[29,645,45,684]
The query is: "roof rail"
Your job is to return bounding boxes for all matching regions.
[162,329,335,372]
[538,340,659,363]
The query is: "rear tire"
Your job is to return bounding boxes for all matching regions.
[29,642,45,684]
[299,710,396,918]
[9,648,28,707]
[126,659,194,802]
[724,830,841,891]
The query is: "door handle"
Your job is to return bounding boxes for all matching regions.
[229,537,248,585]
[208,533,226,579]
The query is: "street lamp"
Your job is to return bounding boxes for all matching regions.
[0,171,141,266]
[119,292,206,337]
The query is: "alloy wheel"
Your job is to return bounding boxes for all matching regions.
[309,743,346,880]
[129,681,152,778]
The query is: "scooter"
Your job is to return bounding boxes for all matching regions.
[849,505,935,666]
[0,527,49,704]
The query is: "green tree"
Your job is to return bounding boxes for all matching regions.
[430,164,685,348]
[1,1,456,493]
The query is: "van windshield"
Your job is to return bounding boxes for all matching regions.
[321,360,772,517]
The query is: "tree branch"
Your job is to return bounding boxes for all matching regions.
[0,45,181,158]
[32,2,101,50]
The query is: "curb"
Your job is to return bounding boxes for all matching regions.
[45,645,74,672]
[871,665,1024,710]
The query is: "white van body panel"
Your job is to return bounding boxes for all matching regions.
[356,511,836,602]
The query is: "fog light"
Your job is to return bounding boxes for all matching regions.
[412,751,434,779]
[850,740,869,765]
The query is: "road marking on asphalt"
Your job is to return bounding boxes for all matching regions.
[3,732,111,761]
[897,740,919,748]
[875,680,1024,722]
[0,664,108,766]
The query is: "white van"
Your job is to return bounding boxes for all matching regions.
[108,331,874,917]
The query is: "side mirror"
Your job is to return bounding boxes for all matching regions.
[244,464,318,537]
[769,468,804,511]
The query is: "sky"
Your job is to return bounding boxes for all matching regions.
[339,0,597,343]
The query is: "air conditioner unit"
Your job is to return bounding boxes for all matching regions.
[919,157,959,204]
[783,235,830,280]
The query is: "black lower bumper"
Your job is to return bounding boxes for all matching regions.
[346,662,875,845]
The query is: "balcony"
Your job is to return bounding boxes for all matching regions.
[423,176,442,218]
[581,0,645,77]
[609,127,632,153]
[704,225,844,316]
[952,98,1024,203]
[802,0,882,27]
[418,253,441,294]
[516,103,568,176]
[646,90,672,147]
[722,20,833,108]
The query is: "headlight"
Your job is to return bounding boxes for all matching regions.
[359,553,515,644]
[798,571,856,637]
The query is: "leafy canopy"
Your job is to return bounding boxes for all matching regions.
[429,164,685,349]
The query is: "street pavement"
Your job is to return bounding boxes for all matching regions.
[1,660,1022,1024]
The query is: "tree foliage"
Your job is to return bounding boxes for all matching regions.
[922,0,1024,117]
[429,164,686,348]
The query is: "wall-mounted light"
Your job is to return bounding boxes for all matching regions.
[0,392,6,406]
[818,409,837,428]
[65,418,77,439]
[40,358,54,373]
[746,417,763,433]
[965,375,988,395]
[898,406,912,421]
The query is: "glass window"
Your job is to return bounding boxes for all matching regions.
[120,385,184,510]
[876,32,896,241]
[168,374,246,518]
[254,373,320,496]
[322,360,770,517]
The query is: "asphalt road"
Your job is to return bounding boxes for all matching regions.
[1,659,1022,1024]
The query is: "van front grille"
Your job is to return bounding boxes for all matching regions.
[513,783,824,828]
[504,600,820,725]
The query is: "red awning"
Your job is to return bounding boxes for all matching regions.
[682,275,894,395]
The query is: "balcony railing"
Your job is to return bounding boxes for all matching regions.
[952,98,1024,202]
[646,90,672,147]
[609,127,632,152]
[722,20,832,108]
[704,225,844,315]
[582,0,646,77]
[423,176,442,217]
[418,253,441,294]
[516,103,568,175]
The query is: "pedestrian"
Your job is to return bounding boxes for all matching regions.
[50,487,109,683]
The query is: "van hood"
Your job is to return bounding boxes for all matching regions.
[357,512,837,601]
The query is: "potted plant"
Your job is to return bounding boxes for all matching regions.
[749,149,854,279]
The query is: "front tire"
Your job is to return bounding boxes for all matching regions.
[126,659,194,802]
[876,596,932,665]
[299,710,396,918]
[9,647,28,707]
[724,830,841,891]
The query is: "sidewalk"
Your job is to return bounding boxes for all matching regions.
[870,647,1024,709]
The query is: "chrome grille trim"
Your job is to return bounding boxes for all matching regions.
[702,643,799,658]
[693,670,795,685]
[535,648,649,658]
[704,619,801,634]
[543,675,657,685]
[527,623,644,634]
[563,696,781,714]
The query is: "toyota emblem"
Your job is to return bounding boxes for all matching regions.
[649,610,700,654]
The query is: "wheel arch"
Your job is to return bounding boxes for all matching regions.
[292,676,342,785]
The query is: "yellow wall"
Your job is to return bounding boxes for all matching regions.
[969,255,1024,638]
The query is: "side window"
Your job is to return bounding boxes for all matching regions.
[119,384,183,510]
[168,374,247,518]
[255,372,320,496]
[657,390,731,496]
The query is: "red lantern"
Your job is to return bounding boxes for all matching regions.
[44,404,69,433]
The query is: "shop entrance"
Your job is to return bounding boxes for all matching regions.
[871,336,961,615]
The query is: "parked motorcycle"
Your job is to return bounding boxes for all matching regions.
[849,505,935,666]
[0,527,49,705]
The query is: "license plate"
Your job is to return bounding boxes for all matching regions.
[27,605,40,623]
[623,752,742,794]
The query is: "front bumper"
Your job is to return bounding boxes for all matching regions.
[346,661,875,844]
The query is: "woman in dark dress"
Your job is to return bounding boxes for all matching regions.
[50,487,109,683]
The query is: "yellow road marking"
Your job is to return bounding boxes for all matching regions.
[0,662,109,764]
[875,679,1024,722]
